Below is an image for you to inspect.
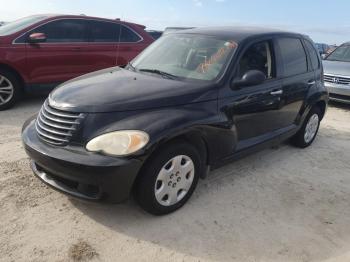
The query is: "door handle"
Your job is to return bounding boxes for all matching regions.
[308,80,316,85]
[270,90,283,96]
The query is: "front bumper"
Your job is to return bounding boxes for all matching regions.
[325,82,350,104]
[22,119,144,203]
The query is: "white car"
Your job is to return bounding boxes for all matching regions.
[323,43,350,104]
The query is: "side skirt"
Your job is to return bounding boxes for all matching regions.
[211,125,299,171]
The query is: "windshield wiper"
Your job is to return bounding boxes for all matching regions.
[126,62,136,71]
[138,68,178,79]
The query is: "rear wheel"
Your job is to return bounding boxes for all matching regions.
[0,69,21,111]
[135,141,201,215]
[291,107,321,148]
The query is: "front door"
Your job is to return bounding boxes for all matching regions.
[219,39,289,149]
[25,19,90,85]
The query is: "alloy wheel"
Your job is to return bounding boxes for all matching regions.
[0,75,14,106]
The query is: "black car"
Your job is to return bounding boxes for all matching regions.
[22,27,328,215]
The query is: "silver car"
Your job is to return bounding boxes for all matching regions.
[323,43,350,104]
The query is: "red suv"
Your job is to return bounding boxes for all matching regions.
[0,14,154,110]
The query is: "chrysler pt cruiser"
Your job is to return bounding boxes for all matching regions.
[22,27,328,215]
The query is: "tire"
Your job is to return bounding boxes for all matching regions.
[0,69,22,111]
[134,141,202,215]
[291,107,321,148]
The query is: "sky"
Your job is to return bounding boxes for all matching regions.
[0,0,349,45]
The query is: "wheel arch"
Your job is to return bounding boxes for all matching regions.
[0,63,25,90]
[142,129,211,180]
[161,130,209,169]
[300,90,328,125]
[314,100,327,120]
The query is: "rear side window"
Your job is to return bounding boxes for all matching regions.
[305,40,320,70]
[120,26,141,42]
[32,19,88,43]
[277,38,308,77]
[89,21,119,42]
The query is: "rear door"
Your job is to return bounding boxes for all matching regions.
[86,20,118,71]
[24,19,90,84]
[86,21,147,68]
[117,25,146,65]
[276,37,316,127]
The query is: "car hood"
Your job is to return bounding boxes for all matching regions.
[323,60,350,76]
[49,67,217,113]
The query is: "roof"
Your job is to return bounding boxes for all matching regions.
[175,26,301,42]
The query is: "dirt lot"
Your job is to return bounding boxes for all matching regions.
[0,97,350,262]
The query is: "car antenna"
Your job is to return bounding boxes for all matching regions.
[115,15,123,66]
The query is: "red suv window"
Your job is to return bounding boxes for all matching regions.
[15,18,143,44]
[120,26,142,42]
[15,19,88,43]
[89,20,141,43]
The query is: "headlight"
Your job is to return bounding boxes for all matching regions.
[86,130,149,156]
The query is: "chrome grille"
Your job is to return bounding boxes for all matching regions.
[324,74,350,85]
[36,100,84,146]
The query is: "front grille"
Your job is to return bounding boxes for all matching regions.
[324,74,350,85]
[35,100,85,146]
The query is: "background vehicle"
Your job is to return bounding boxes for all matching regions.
[146,30,163,40]
[327,44,338,54]
[163,27,195,34]
[22,27,328,215]
[0,14,154,110]
[315,43,330,55]
[323,42,350,104]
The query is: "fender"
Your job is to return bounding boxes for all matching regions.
[83,100,238,166]
[0,45,28,83]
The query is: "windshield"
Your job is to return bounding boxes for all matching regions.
[131,34,237,81]
[326,45,350,62]
[0,15,50,36]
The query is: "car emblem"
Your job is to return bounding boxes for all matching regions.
[332,77,339,84]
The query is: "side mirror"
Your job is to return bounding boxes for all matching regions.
[28,33,47,43]
[232,70,266,89]
[321,54,327,60]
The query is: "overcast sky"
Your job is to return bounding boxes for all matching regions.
[0,0,349,45]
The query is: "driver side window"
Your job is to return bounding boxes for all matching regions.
[238,41,274,79]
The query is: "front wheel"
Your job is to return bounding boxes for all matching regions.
[134,141,201,215]
[291,107,321,148]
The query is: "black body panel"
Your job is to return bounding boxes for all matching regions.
[23,119,143,202]
[22,27,328,203]
[49,67,217,113]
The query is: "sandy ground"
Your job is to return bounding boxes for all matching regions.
[0,97,350,262]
